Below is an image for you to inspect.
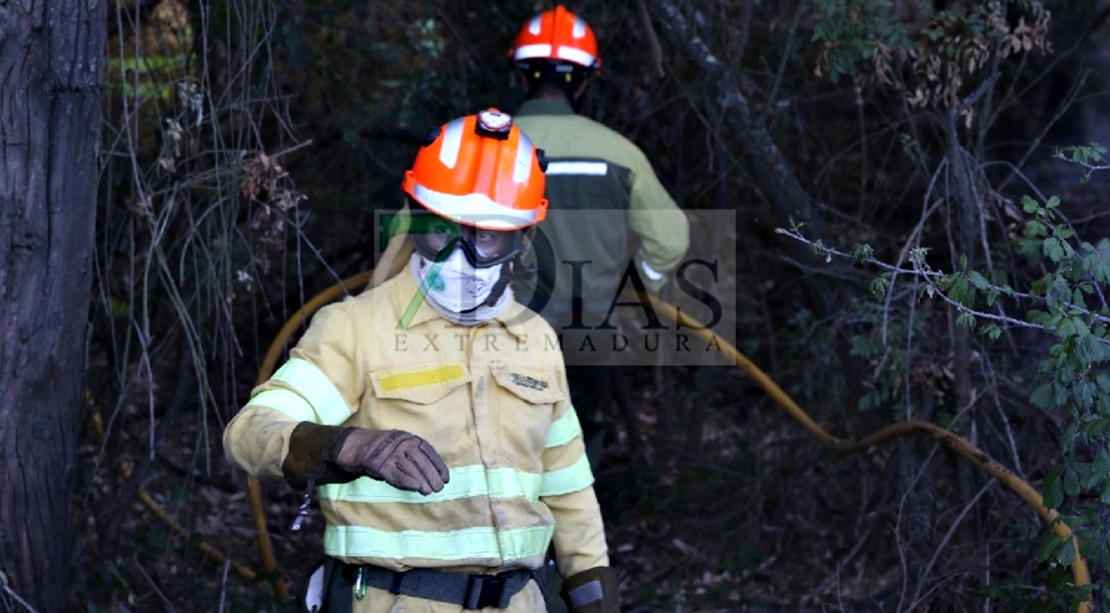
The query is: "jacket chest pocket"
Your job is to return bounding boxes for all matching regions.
[490,363,566,471]
[369,363,472,461]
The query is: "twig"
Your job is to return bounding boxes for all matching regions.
[774,226,1110,331]
[804,518,876,601]
[218,560,231,613]
[0,582,40,613]
[905,480,995,612]
[133,554,178,613]
[636,0,665,78]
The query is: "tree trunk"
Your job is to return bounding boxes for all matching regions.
[647,0,841,317]
[0,0,104,609]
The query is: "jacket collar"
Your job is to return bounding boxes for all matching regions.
[516,97,575,117]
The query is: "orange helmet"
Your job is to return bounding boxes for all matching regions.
[510,5,601,72]
[402,109,548,231]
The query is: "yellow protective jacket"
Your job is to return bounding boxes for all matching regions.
[223,262,609,580]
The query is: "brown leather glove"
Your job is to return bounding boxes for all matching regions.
[335,428,449,495]
[563,567,619,613]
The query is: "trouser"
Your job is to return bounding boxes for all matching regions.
[565,364,611,473]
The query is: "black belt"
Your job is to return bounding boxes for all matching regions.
[340,563,534,609]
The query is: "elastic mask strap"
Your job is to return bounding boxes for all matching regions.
[481,255,536,308]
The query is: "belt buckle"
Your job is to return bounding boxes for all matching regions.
[465,573,506,609]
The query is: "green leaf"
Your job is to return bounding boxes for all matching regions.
[1063,468,1081,496]
[849,334,879,358]
[978,323,1002,341]
[1031,383,1054,409]
[1024,220,1047,238]
[1022,194,1040,214]
[1035,531,1062,563]
[956,312,976,330]
[1096,373,1110,392]
[1057,540,1077,566]
[1081,465,1104,490]
[868,274,890,299]
[1043,467,1062,509]
[1073,317,1091,338]
[1044,237,1066,262]
[1058,318,1076,337]
[967,270,990,291]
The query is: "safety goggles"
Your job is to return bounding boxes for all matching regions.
[409,214,525,268]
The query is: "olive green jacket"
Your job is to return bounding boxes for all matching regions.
[514,98,689,323]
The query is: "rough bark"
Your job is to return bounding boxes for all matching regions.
[0,0,105,609]
[647,0,839,316]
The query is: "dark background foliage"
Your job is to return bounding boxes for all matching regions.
[62,0,1110,612]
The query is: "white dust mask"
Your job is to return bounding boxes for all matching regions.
[411,249,509,324]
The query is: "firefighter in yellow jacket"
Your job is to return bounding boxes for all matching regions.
[223,109,617,613]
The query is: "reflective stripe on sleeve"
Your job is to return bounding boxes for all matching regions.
[324,524,554,562]
[378,364,467,393]
[268,358,353,425]
[318,465,543,503]
[245,389,316,422]
[545,408,583,448]
[639,256,665,281]
[568,580,604,608]
[540,454,594,497]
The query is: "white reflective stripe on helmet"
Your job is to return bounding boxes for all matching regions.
[555,45,595,67]
[513,131,536,184]
[572,17,586,39]
[411,181,539,229]
[438,118,465,169]
[513,43,553,61]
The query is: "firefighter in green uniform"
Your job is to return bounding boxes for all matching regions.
[508,7,690,613]
[509,5,690,469]
[223,109,618,613]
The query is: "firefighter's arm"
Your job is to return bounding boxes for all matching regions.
[223,304,365,487]
[223,305,447,493]
[540,400,618,613]
[627,148,689,291]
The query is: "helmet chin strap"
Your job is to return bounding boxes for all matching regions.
[477,254,536,310]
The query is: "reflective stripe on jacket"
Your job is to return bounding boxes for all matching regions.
[222,262,609,578]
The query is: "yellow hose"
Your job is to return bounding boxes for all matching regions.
[244,271,1091,612]
[637,290,1091,612]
